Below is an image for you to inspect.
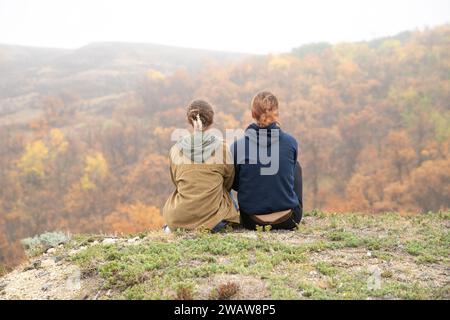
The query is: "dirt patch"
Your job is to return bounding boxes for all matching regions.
[0,257,101,300]
[308,247,449,290]
[386,258,449,289]
[269,232,323,245]
[234,228,322,245]
[309,248,369,267]
[196,274,270,300]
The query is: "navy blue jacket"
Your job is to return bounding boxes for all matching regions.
[231,123,300,215]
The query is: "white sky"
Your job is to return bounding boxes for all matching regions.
[0,0,449,53]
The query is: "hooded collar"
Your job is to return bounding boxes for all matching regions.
[177,130,222,163]
[245,122,281,148]
[247,122,280,131]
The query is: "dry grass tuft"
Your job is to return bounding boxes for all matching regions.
[209,281,240,300]
[175,285,194,300]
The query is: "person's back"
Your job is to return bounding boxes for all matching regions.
[232,122,299,214]
[163,100,239,231]
[231,92,302,230]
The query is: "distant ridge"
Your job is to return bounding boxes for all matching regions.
[0,41,254,103]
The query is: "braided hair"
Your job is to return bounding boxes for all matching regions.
[186,100,214,131]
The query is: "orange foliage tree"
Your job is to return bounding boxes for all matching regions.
[104,203,164,234]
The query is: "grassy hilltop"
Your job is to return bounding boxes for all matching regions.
[1,211,449,300]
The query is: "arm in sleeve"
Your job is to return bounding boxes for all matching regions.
[294,161,303,210]
[168,147,177,187]
[223,144,235,192]
[230,141,239,191]
[293,139,302,209]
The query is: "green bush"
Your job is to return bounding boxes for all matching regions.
[21,231,70,257]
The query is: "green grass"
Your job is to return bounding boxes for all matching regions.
[315,262,338,276]
[67,211,449,300]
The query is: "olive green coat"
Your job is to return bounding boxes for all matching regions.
[162,139,239,230]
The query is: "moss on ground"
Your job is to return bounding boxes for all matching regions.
[67,211,449,300]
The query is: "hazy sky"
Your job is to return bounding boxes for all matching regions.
[1,0,449,53]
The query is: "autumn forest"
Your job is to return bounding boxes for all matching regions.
[0,25,449,268]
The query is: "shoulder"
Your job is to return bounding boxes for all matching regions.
[169,143,181,155]
[280,130,298,148]
[168,144,181,163]
[213,138,232,157]
[213,137,228,150]
[230,135,246,150]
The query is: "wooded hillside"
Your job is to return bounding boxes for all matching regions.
[0,25,449,268]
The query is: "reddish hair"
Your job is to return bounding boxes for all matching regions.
[251,91,279,127]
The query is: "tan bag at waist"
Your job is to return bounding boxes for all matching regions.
[249,209,293,225]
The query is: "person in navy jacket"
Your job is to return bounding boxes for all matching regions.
[231,91,303,230]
